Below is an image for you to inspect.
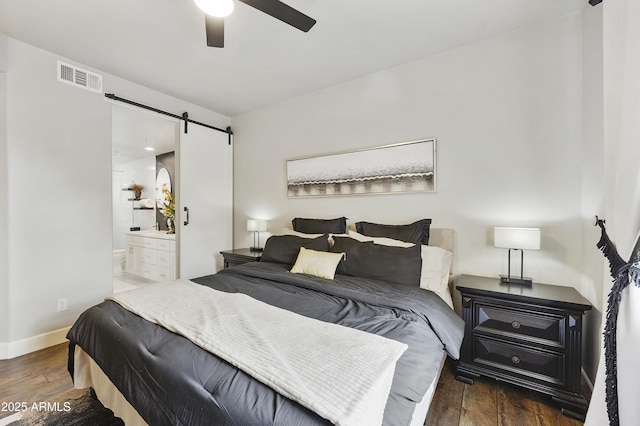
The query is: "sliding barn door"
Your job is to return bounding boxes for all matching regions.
[177,121,232,279]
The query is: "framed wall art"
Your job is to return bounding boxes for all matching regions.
[286,138,436,198]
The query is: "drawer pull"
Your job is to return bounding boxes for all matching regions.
[511,355,521,364]
[511,321,521,329]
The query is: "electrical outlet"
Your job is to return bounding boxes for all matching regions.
[57,298,67,312]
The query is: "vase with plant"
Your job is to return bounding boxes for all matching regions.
[161,183,175,234]
[129,183,144,200]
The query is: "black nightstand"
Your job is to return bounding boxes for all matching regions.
[220,248,262,268]
[455,274,592,421]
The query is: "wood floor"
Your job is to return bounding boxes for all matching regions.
[0,344,74,423]
[427,359,584,426]
[0,343,584,425]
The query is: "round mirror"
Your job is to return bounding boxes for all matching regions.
[156,168,172,208]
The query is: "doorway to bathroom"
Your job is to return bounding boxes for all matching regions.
[111,104,178,293]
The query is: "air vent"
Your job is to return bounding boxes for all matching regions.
[57,60,102,93]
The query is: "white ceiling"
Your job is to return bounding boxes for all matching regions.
[0,0,588,118]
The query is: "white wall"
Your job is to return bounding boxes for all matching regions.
[1,37,230,357]
[0,34,8,345]
[6,38,112,348]
[0,33,6,72]
[593,0,640,423]
[233,14,584,285]
[580,4,604,382]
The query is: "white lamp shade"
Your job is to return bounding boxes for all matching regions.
[247,219,267,232]
[194,0,234,17]
[494,227,540,250]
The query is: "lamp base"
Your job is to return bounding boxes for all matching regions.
[500,275,533,287]
[249,247,263,252]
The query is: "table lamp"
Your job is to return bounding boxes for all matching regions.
[247,219,267,252]
[494,227,541,286]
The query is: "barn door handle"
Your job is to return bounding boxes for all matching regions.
[184,206,190,226]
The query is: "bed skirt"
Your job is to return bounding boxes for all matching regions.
[73,345,148,426]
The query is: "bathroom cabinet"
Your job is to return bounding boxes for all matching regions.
[126,231,176,281]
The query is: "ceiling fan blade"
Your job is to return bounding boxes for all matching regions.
[205,15,225,47]
[238,0,316,32]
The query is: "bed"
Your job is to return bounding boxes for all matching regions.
[67,220,464,426]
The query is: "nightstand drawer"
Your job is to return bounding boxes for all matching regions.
[475,302,565,348]
[473,335,565,386]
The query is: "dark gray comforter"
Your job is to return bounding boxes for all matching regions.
[67,262,464,426]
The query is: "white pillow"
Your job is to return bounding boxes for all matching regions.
[419,245,453,295]
[347,230,414,247]
[290,247,345,280]
[283,228,349,247]
[281,228,324,238]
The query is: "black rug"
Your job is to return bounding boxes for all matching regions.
[7,389,123,426]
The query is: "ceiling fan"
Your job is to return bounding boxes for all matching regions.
[194,0,316,48]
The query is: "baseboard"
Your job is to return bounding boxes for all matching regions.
[0,326,71,360]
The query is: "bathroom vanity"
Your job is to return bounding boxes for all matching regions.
[125,230,176,281]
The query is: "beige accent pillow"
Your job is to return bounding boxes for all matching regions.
[290,247,345,280]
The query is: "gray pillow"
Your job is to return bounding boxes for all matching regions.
[261,235,329,267]
[330,236,422,287]
[292,217,347,234]
[355,219,431,245]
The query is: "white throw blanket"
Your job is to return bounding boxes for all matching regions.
[106,280,408,426]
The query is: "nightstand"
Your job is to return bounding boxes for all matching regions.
[220,248,262,268]
[455,274,592,421]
